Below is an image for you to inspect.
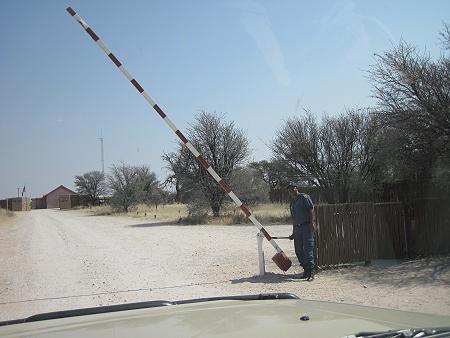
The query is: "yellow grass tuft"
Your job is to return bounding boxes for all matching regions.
[130,203,187,221]
[252,203,291,220]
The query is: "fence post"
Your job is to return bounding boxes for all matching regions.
[315,205,320,268]
[402,205,409,258]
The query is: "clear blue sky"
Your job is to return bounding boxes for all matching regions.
[0,0,448,198]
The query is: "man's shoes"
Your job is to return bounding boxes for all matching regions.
[298,271,308,279]
[300,268,315,281]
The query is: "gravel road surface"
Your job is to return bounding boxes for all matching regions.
[0,209,449,321]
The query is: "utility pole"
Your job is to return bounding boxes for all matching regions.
[99,134,104,174]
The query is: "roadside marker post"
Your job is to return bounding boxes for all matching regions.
[257,232,265,276]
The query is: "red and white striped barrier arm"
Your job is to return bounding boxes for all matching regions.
[66,7,288,258]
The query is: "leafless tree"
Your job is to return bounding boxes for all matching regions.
[272,109,376,203]
[370,44,449,139]
[368,26,450,180]
[74,171,107,205]
[164,111,249,216]
[439,23,450,50]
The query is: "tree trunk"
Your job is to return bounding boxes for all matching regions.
[211,201,221,217]
[175,182,181,203]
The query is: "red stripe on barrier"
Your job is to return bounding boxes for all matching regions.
[131,79,144,93]
[153,104,166,118]
[176,130,188,144]
[86,27,99,41]
[66,7,76,16]
[261,228,272,241]
[240,204,251,217]
[108,53,122,67]
[196,155,210,169]
[218,180,231,193]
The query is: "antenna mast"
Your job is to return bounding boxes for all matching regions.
[99,134,104,173]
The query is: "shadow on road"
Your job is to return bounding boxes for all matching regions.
[337,256,450,288]
[231,256,450,287]
[231,272,307,284]
[128,221,178,228]
[82,212,114,217]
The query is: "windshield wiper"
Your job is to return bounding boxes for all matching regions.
[173,292,298,305]
[345,326,450,338]
[0,300,174,326]
[0,293,298,326]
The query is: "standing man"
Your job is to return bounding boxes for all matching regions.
[287,183,316,281]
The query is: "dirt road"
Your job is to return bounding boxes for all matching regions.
[1,209,449,321]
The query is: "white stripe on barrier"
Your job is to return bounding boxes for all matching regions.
[74,15,88,29]
[248,214,263,229]
[228,191,242,206]
[163,116,178,133]
[269,239,282,253]
[141,92,156,107]
[185,142,200,157]
[118,66,133,81]
[207,167,221,182]
[96,40,111,55]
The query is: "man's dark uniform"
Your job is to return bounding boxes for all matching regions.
[290,192,315,279]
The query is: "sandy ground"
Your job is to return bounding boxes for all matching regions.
[0,209,449,321]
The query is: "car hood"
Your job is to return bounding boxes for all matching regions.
[1,297,449,338]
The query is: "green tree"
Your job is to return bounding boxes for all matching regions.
[231,166,269,206]
[74,171,107,205]
[108,163,162,212]
[163,111,249,216]
[249,160,297,202]
[272,109,376,203]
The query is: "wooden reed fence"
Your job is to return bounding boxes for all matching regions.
[409,198,450,256]
[373,202,407,259]
[315,202,405,266]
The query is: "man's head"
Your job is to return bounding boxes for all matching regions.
[286,183,298,198]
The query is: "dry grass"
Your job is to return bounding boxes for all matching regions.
[251,203,291,223]
[83,203,187,221]
[130,203,187,221]
[183,203,290,225]
[82,203,290,225]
